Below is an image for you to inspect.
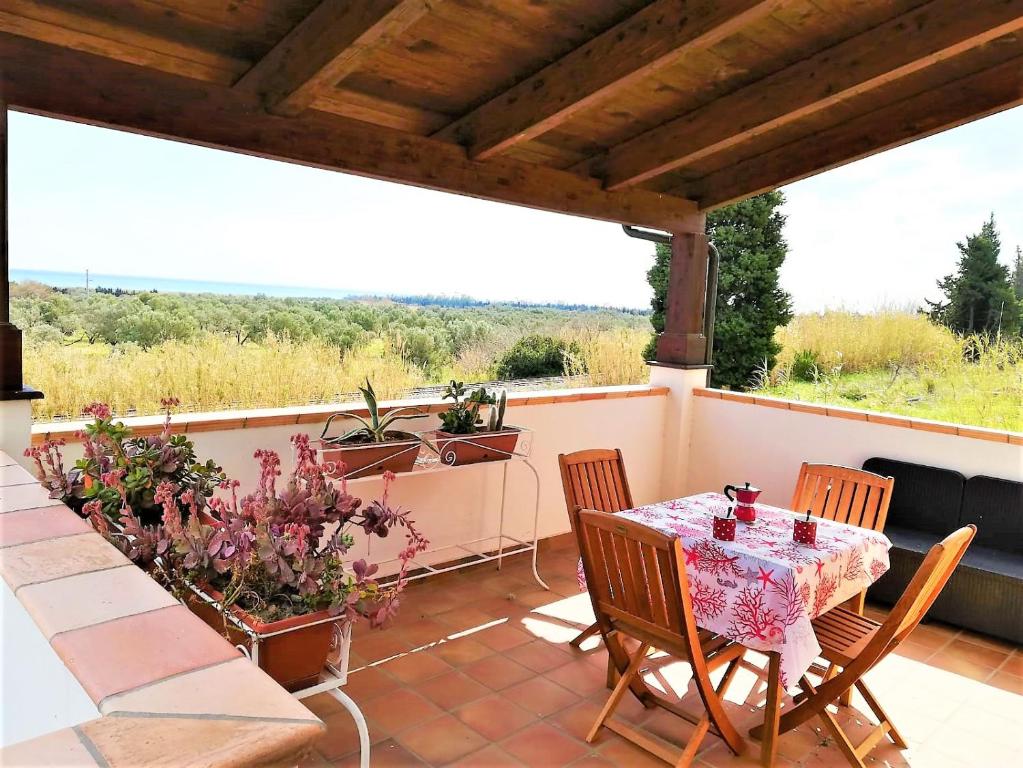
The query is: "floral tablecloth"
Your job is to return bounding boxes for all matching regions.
[581,492,892,688]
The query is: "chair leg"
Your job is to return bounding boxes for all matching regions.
[587,642,651,743]
[837,592,866,707]
[799,677,867,768]
[855,679,908,749]
[571,621,601,649]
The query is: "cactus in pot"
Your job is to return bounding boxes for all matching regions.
[487,388,508,431]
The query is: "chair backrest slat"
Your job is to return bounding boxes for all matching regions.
[576,510,696,651]
[559,449,635,533]
[791,462,894,532]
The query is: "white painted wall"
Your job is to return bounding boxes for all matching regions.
[685,397,1023,508]
[44,394,669,574]
[0,580,98,747]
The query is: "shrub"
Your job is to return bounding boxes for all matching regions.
[495,334,583,379]
[790,349,820,382]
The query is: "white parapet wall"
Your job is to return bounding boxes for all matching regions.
[30,386,670,573]
[685,390,1023,508]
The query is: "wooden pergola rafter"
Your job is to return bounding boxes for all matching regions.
[0,0,1020,395]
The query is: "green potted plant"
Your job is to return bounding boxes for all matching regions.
[435,381,519,465]
[320,380,426,478]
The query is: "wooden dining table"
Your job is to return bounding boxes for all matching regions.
[602,492,893,767]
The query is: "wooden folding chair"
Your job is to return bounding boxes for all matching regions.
[576,510,747,766]
[792,463,895,617]
[558,449,635,648]
[752,525,976,768]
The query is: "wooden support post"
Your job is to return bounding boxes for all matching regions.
[655,229,710,367]
[0,102,42,400]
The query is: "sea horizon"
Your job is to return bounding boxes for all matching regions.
[11,268,358,301]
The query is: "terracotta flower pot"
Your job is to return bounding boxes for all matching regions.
[435,427,520,466]
[187,586,341,692]
[321,431,421,479]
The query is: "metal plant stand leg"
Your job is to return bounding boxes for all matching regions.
[523,459,549,590]
[497,461,508,570]
[327,689,369,768]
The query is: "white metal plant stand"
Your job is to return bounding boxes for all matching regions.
[188,584,370,768]
[340,428,549,591]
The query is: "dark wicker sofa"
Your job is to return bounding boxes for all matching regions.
[864,457,1023,644]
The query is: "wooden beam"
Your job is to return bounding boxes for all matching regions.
[433,0,779,159]
[233,0,432,117]
[0,0,246,84]
[601,0,1023,190]
[687,55,1023,209]
[0,34,701,233]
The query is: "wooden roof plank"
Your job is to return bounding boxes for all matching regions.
[433,0,781,159]
[0,34,700,233]
[0,0,247,84]
[601,0,1023,189]
[689,53,1023,208]
[233,0,433,117]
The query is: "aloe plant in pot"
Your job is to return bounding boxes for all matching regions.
[435,381,519,466]
[321,380,426,478]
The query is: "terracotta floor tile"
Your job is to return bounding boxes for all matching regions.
[550,699,604,742]
[414,670,491,710]
[435,606,503,633]
[352,631,414,664]
[361,688,443,735]
[0,482,65,514]
[52,605,240,704]
[429,636,495,667]
[463,654,536,691]
[316,707,389,760]
[448,744,525,767]
[926,651,998,682]
[394,618,452,648]
[501,722,589,767]
[332,738,426,767]
[935,638,1010,669]
[0,532,128,591]
[987,671,1023,695]
[454,694,537,741]
[506,640,574,674]
[503,676,580,718]
[546,658,610,697]
[342,664,401,704]
[302,691,344,720]
[379,648,453,684]
[398,713,489,765]
[20,563,177,639]
[955,630,1018,654]
[474,622,536,652]
[0,505,92,548]
[997,652,1023,677]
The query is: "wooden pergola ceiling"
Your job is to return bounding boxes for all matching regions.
[1,0,1021,234]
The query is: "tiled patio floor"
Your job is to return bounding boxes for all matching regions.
[301,539,1022,767]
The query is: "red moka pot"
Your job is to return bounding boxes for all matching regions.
[724,482,761,523]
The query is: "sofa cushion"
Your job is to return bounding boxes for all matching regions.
[862,457,965,537]
[958,544,1023,581]
[884,525,942,555]
[959,475,1023,555]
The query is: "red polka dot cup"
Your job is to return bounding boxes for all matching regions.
[793,516,818,547]
[713,514,737,542]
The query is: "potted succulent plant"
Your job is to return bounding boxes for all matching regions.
[434,381,519,465]
[25,399,225,527]
[76,432,428,692]
[320,380,426,478]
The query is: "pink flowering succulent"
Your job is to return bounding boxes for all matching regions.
[103,433,428,629]
[25,399,225,526]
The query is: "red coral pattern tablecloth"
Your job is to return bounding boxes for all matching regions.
[582,492,892,688]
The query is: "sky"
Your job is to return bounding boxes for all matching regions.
[8,105,1022,313]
